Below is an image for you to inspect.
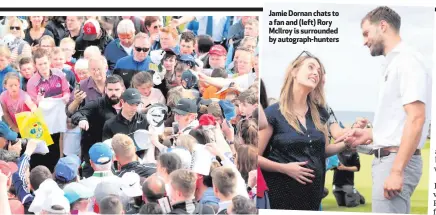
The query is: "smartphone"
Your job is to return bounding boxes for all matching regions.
[75,83,80,91]
[39,87,45,95]
[172,122,179,135]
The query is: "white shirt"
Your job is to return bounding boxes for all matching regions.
[139,88,166,108]
[121,44,133,56]
[195,16,227,42]
[233,72,257,91]
[372,42,432,149]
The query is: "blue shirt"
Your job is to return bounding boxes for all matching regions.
[113,55,151,88]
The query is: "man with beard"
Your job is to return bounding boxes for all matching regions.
[104,19,136,73]
[71,74,125,178]
[338,6,431,214]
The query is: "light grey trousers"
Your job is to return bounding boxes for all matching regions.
[372,153,422,214]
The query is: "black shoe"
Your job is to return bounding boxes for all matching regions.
[359,194,366,205]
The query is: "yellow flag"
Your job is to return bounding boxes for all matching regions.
[15,109,54,146]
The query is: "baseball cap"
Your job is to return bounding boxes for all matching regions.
[199,114,216,127]
[94,181,123,205]
[0,121,17,141]
[54,155,81,183]
[63,182,94,204]
[121,88,142,105]
[178,54,199,67]
[89,142,113,165]
[209,45,227,56]
[218,100,236,121]
[121,172,142,197]
[82,19,101,41]
[42,192,71,214]
[173,98,198,116]
[0,160,18,177]
[181,70,198,89]
[164,47,179,56]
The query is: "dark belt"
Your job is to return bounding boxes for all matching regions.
[374,147,421,158]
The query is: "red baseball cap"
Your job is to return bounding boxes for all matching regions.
[83,19,101,41]
[209,45,227,56]
[0,160,18,177]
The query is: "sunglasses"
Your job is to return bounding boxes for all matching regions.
[134,46,150,53]
[295,50,314,59]
[294,50,324,73]
[153,25,162,30]
[10,26,20,30]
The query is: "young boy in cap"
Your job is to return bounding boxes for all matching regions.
[54,155,81,189]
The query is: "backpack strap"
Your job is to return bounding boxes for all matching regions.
[17,42,26,55]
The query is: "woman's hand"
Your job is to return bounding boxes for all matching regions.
[279,161,315,185]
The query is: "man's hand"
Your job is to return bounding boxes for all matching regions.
[221,120,234,142]
[8,140,22,154]
[335,128,373,147]
[78,120,89,131]
[384,171,403,199]
[336,163,347,171]
[170,19,180,28]
[63,94,71,104]
[73,90,87,104]
[24,139,39,156]
[353,117,369,129]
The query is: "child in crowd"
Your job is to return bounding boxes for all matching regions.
[50,47,77,92]
[131,71,166,113]
[18,56,35,91]
[201,67,230,100]
[237,88,258,119]
[0,72,37,133]
[0,45,17,94]
[59,37,77,72]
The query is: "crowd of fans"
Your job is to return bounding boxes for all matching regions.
[0,15,259,215]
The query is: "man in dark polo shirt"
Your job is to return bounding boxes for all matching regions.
[332,149,365,207]
[102,88,149,141]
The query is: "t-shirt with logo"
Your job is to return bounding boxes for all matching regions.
[26,69,70,104]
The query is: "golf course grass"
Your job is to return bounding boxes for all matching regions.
[322,140,430,214]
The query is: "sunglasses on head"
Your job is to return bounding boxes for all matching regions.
[134,47,150,53]
[295,50,314,59]
[10,26,20,30]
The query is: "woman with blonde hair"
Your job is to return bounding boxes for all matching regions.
[258,51,356,210]
[4,17,32,62]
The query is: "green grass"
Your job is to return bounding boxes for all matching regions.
[322,140,430,214]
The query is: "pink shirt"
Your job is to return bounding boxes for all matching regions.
[26,69,70,104]
[0,90,31,125]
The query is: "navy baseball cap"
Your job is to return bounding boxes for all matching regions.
[89,142,113,165]
[54,155,81,183]
[181,70,198,89]
[121,88,142,105]
[173,98,198,116]
[178,54,198,67]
